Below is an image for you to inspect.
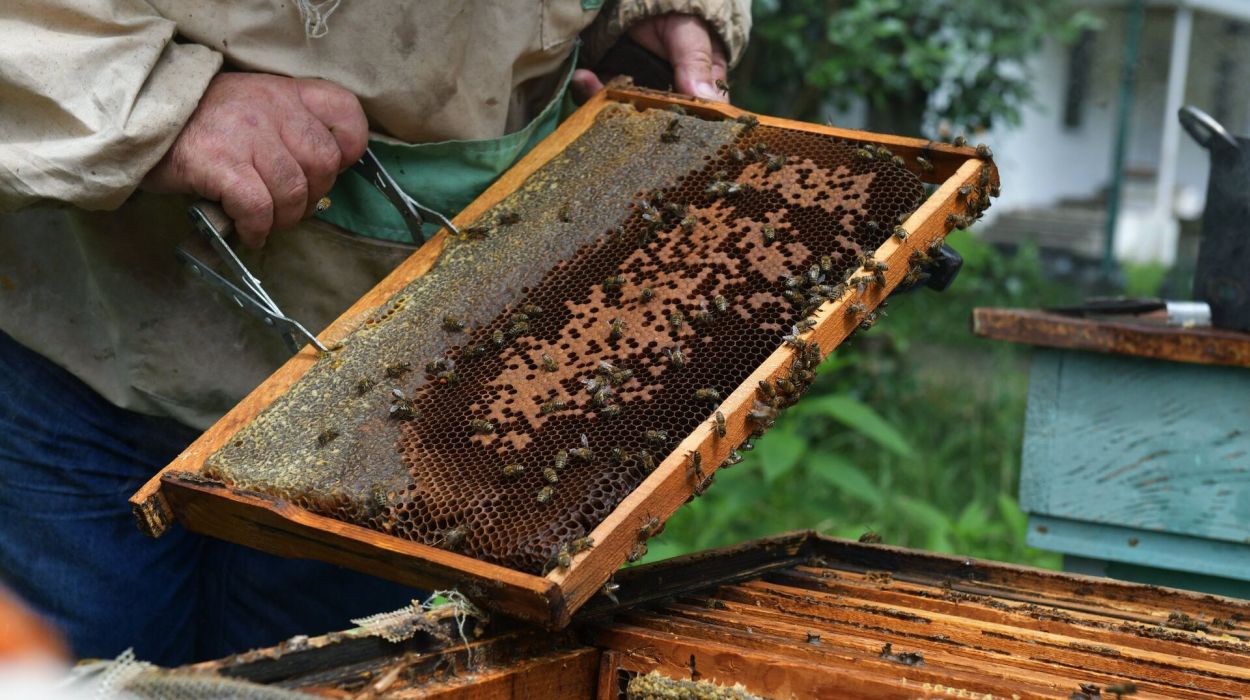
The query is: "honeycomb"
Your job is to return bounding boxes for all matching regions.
[205,106,926,575]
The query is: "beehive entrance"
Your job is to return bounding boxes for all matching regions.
[204,107,925,575]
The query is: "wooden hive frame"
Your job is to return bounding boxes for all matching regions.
[130,83,998,628]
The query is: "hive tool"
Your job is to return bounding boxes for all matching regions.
[177,148,459,355]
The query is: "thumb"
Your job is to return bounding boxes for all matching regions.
[664,16,728,103]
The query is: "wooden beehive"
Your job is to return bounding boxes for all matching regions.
[130,83,997,628]
[183,533,1250,699]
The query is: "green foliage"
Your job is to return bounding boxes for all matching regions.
[735,0,1099,132]
[643,234,1075,569]
[1122,262,1169,297]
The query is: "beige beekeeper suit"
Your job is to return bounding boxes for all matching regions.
[0,0,751,430]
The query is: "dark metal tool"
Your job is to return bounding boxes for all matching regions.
[178,148,458,354]
[1180,105,1250,332]
[177,201,329,355]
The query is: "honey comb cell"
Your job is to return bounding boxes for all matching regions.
[204,104,928,575]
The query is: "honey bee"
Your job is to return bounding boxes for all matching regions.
[714,78,730,95]
[859,312,879,331]
[540,399,567,415]
[603,275,624,293]
[542,467,559,484]
[713,411,726,437]
[691,306,714,327]
[581,376,603,395]
[872,269,887,287]
[712,294,728,313]
[915,155,934,173]
[497,210,521,225]
[384,361,412,378]
[958,184,972,198]
[639,287,655,302]
[540,353,558,372]
[501,463,525,479]
[536,486,554,505]
[855,148,874,162]
[600,404,621,417]
[902,267,925,287]
[440,525,468,551]
[644,429,669,447]
[553,449,569,471]
[460,344,487,360]
[591,388,613,408]
[608,317,626,340]
[846,302,867,316]
[975,143,993,158]
[627,542,648,563]
[469,418,495,434]
[668,310,685,332]
[765,153,785,172]
[757,380,776,400]
[609,447,631,464]
[460,224,492,240]
[858,530,883,544]
[521,303,543,317]
[734,114,759,128]
[507,320,529,337]
[659,117,681,143]
[688,451,704,481]
[952,135,968,147]
[491,329,505,347]
[946,213,970,230]
[316,428,339,447]
[354,377,376,396]
[989,184,1001,198]
[638,516,661,539]
[893,226,909,240]
[738,440,755,452]
[389,388,417,421]
[723,450,744,466]
[783,289,807,305]
[775,378,797,395]
[852,276,870,294]
[695,387,721,402]
[633,450,656,472]
[570,444,593,462]
[435,369,457,385]
[441,315,464,332]
[557,202,572,222]
[891,155,906,169]
[762,225,776,243]
[794,318,817,331]
[749,400,778,427]
[569,536,594,554]
[601,580,621,604]
[555,547,572,570]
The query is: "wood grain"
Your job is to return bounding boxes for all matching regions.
[132,86,997,628]
[972,307,1250,368]
[1019,349,1250,547]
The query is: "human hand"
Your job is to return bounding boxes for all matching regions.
[141,73,368,248]
[572,13,730,103]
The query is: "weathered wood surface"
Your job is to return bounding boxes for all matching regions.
[972,306,1250,368]
[1020,349,1250,552]
[591,533,1250,700]
[133,84,997,629]
[187,531,1250,699]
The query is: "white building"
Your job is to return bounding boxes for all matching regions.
[984,0,1250,265]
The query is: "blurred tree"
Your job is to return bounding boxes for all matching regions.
[734,0,1099,136]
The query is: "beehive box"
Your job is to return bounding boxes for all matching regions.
[184,533,1250,699]
[131,83,997,627]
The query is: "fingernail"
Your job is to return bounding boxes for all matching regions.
[695,81,721,99]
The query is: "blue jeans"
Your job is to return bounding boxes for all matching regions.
[0,331,418,665]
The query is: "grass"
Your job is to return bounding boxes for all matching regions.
[642,231,1076,569]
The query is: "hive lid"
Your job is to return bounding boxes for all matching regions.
[131,83,998,628]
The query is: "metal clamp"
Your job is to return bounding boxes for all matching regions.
[351,148,460,243]
[177,202,329,355]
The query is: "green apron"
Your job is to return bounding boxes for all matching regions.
[318,53,578,243]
